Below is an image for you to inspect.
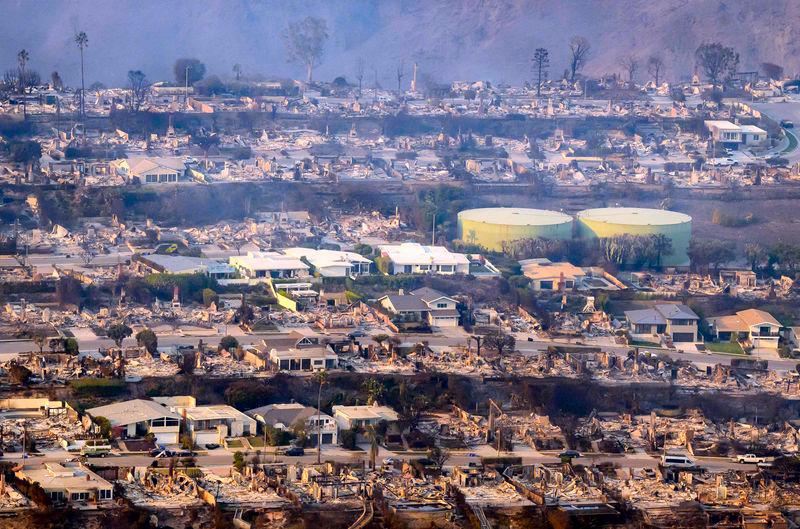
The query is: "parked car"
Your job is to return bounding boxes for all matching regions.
[559,450,581,459]
[204,443,220,450]
[707,157,738,167]
[781,119,794,128]
[285,446,305,456]
[734,453,772,464]
[660,454,696,468]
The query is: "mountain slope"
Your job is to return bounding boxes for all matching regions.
[0,0,798,86]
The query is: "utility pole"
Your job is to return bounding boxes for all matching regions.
[184,65,192,110]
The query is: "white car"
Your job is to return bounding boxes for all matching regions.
[708,157,738,167]
[734,454,771,464]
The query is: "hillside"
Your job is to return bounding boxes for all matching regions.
[0,0,798,86]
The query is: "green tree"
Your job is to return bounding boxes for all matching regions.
[219,335,239,352]
[94,416,113,439]
[135,328,158,355]
[232,451,245,472]
[362,378,385,405]
[202,288,219,307]
[107,323,133,348]
[63,337,79,355]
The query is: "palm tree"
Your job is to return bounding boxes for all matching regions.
[17,49,29,118]
[313,369,328,464]
[365,425,379,469]
[74,31,88,118]
[17,49,29,93]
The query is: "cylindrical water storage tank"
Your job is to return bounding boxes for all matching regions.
[457,207,574,252]
[577,207,692,267]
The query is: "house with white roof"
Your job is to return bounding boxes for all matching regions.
[17,463,114,504]
[282,247,372,277]
[331,403,399,431]
[229,251,309,280]
[133,254,235,279]
[156,396,257,445]
[704,120,767,149]
[114,156,186,184]
[85,399,181,445]
[377,243,470,275]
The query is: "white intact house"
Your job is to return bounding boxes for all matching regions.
[377,243,470,275]
[84,399,181,445]
[246,402,338,445]
[133,254,236,280]
[17,463,114,504]
[707,309,782,352]
[281,247,372,278]
[331,403,400,431]
[113,156,187,184]
[155,396,257,445]
[229,251,310,280]
[705,120,767,149]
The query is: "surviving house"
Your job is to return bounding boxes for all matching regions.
[157,397,257,445]
[84,399,181,445]
[133,254,235,279]
[282,247,372,277]
[229,251,310,280]
[17,463,114,504]
[244,331,338,371]
[625,303,699,343]
[246,402,338,445]
[115,156,186,184]
[520,259,586,291]
[708,309,782,351]
[377,243,470,275]
[331,403,400,431]
[704,120,767,149]
[378,287,460,327]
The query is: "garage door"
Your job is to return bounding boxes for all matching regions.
[672,333,695,343]
[322,433,333,444]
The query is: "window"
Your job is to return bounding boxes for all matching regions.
[71,492,90,501]
[540,280,554,290]
[436,303,448,309]
[279,359,290,370]
[99,489,112,500]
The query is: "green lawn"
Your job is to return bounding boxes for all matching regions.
[705,341,745,355]
[631,340,661,348]
[783,129,799,155]
[247,436,265,447]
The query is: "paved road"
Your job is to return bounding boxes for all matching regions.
[751,98,800,163]
[4,446,753,474]
[0,330,796,371]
